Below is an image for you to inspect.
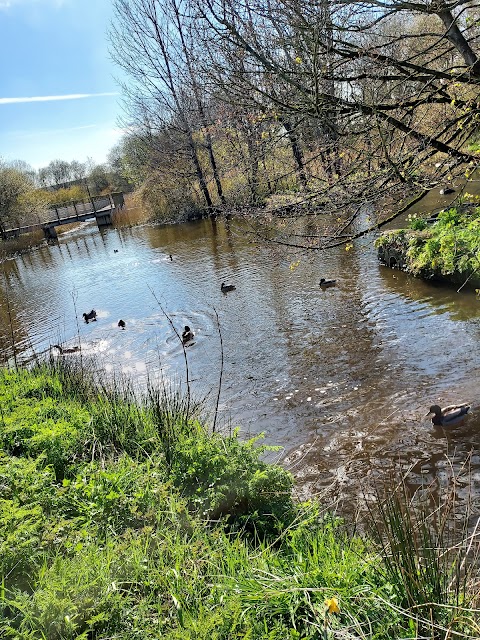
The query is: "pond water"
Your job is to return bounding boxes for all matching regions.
[1,203,479,506]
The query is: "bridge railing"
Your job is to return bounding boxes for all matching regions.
[2,193,122,238]
[45,195,112,222]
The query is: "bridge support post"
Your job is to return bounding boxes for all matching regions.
[112,192,125,209]
[95,211,113,227]
[43,226,58,240]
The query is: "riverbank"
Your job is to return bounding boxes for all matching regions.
[1,362,479,639]
[376,203,480,290]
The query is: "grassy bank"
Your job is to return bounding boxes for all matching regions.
[0,363,479,639]
[376,204,480,288]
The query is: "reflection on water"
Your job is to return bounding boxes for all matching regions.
[0,211,479,506]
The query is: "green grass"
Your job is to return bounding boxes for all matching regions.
[0,362,479,638]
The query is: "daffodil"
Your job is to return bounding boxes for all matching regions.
[325,597,340,615]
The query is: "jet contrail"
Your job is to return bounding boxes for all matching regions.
[0,92,118,105]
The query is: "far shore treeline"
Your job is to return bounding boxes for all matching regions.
[2,0,480,249]
[0,158,131,233]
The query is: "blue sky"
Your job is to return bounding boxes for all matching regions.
[0,0,124,169]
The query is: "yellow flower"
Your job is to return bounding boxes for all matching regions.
[295,56,302,64]
[289,260,301,271]
[325,597,340,615]
[345,243,353,252]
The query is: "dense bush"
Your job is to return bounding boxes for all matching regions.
[170,431,294,533]
[46,185,88,206]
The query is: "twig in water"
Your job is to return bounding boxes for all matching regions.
[3,266,17,368]
[212,307,224,434]
[148,286,191,417]
[70,289,83,371]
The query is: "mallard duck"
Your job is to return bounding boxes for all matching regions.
[118,319,126,329]
[320,278,336,288]
[427,403,470,427]
[52,344,81,355]
[221,282,236,293]
[182,325,194,344]
[82,309,97,323]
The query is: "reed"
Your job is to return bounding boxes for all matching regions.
[367,463,480,639]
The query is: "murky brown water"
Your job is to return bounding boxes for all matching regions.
[0,201,479,507]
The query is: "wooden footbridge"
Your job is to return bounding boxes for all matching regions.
[1,192,125,241]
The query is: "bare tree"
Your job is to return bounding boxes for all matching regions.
[110,0,224,213]
[195,0,480,246]
[37,166,53,188]
[47,159,72,188]
[70,160,87,182]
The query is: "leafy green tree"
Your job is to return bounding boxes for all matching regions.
[0,159,47,230]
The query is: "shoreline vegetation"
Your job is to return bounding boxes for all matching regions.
[1,361,479,639]
[376,202,480,291]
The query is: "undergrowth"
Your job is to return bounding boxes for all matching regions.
[0,362,479,639]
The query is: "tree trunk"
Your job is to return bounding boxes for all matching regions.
[204,129,226,205]
[246,134,260,204]
[187,132,213,210]
[282,119,308,190]
[436,5,480,77]
[172,1,226,205]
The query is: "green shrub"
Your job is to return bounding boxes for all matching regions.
[407,206,480,278]
[46,185,88,206]
[407,213,427,230]
[5,543,125,640]
[0,394,90,477]
[170,431,295,535]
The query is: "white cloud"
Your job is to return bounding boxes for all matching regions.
[0,92,118,105]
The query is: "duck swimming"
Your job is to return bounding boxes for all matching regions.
[427,403,470,427]
[52,344,81,355]
[182,325,194,344]
[221,282,236,293]
[83,309,97,323]
[320,278,336,288]
[118,319,126,329]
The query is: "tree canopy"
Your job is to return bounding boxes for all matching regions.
[110,0,480,243]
